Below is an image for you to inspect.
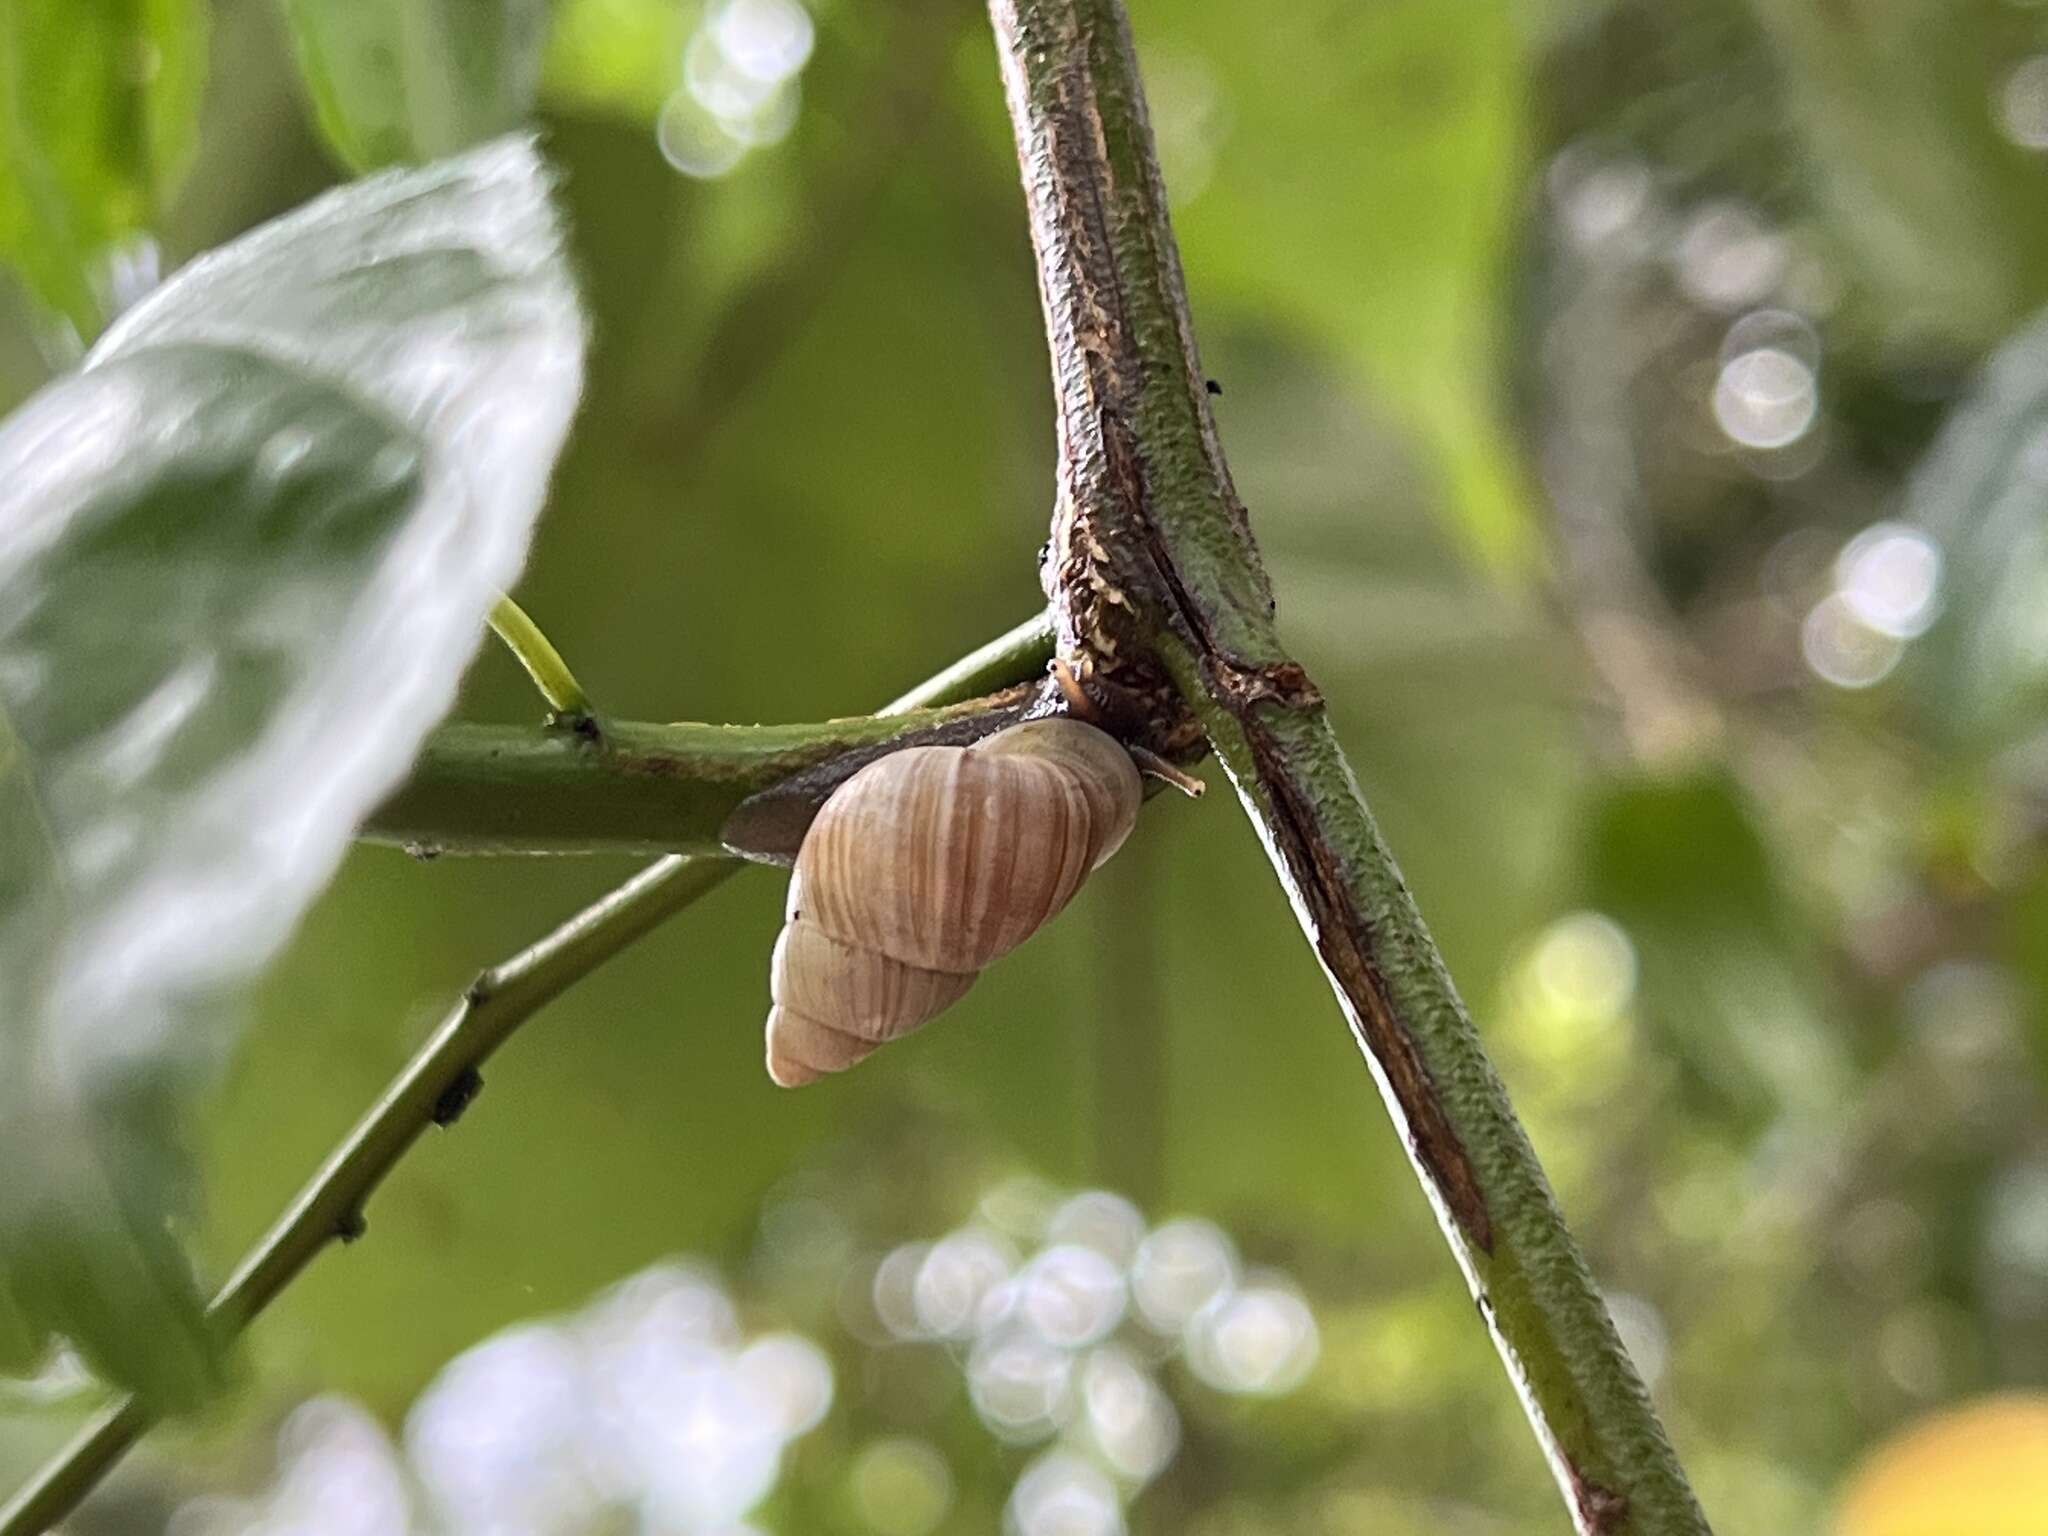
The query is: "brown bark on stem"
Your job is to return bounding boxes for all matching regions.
[986,2,1712,1530]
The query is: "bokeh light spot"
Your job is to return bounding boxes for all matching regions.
[1187,1277,1319,1395]
[1999,56,2048,148]
[1802,593,1905,689]
[709,0,814,84]
[852,1437,955,1536]
[735,1333,834,1435]
[1005,1450,1126,1536]
[1713,346,1818,449]
[873,1242,932,1340]
[914,1227,1018,1340]
[968,1330,1076,1443]
[1021,1244,1128,1348]
[1530,911,1638,1022]
[1046,1190,1146,1266]
[1131,1218,1238,1335]
[1549,150,1655,252]
[1081,1346,1181,1483]
[657,90,748,179]
[1834,523,1942,639]
[1675,202,1788,311]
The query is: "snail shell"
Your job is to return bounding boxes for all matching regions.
[765,717,1142,1086]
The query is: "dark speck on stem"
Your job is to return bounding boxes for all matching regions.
[432,1066,486,1127]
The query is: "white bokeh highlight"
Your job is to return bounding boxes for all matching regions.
[169,1186,1317,1535]
[658,0,813,178]
[1005,1450,1126,1536]
[1713,346,1819,450]
[171,1261,845,1536]
[1835,522,1942,639]
[1185,1275,1321,1395]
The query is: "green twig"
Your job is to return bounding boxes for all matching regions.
[988,3,1710,1531]
[487,593,596,719]
[0,616,1056,1536]
[876,611,1057,713]
[0,856,736,1536]
[369,710,1003,856]
[366,613,1057,857]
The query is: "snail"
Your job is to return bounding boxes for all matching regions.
[764,717,1143,1086]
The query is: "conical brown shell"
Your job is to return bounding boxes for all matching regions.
[789,723,1140,974]
[765,1006,870,1087]
[977,718,1142,871]
[772,919,975,1042]
[764,719,1141,1086]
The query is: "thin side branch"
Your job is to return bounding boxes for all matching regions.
[0,617,1056,1536]
[987,3,1711,1531]
[488,593,598,720]
[0,855,737,1536]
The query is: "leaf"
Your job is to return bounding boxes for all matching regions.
[1581,772,1846,1125]
[0,0,209,338]
[0,1268,33,1377]
[542,0,693,125]
[1897,306,2048,756]
[2001,861,2048,1091]
[1740,0,2048,353]
[0,136,585,1406]
[278,0,553,171]
[1155,0,1537,572]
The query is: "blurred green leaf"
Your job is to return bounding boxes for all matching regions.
[0,138,583,1405]
[2003,864,2048,1088]
[1583,772,1845,1123]
[1535,0,1798,213]
[0,0,209,337]
[0,1277,31,1378]
[1160,0,1537,572]
[1900,305,2048,756]
[278,0,551,170]
[1742,0,2048,351]
[543,0,692,124]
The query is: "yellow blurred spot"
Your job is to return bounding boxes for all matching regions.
[1834,1394,2048,1536]
[851,1436,953,1536]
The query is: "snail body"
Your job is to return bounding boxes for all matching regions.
[765,717,1141,1086]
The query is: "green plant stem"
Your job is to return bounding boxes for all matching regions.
[0,856,736,1536]
[369,711,992,856]
[487,594,596,718]
[987,3,1710,1532]
[366,613,1056,856]
[0,616,1055,1536]
[874,611,1057,713]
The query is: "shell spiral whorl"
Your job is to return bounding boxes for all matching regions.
[765,717,1142,1086]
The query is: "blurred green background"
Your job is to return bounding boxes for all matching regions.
[5,0,2048,1531]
